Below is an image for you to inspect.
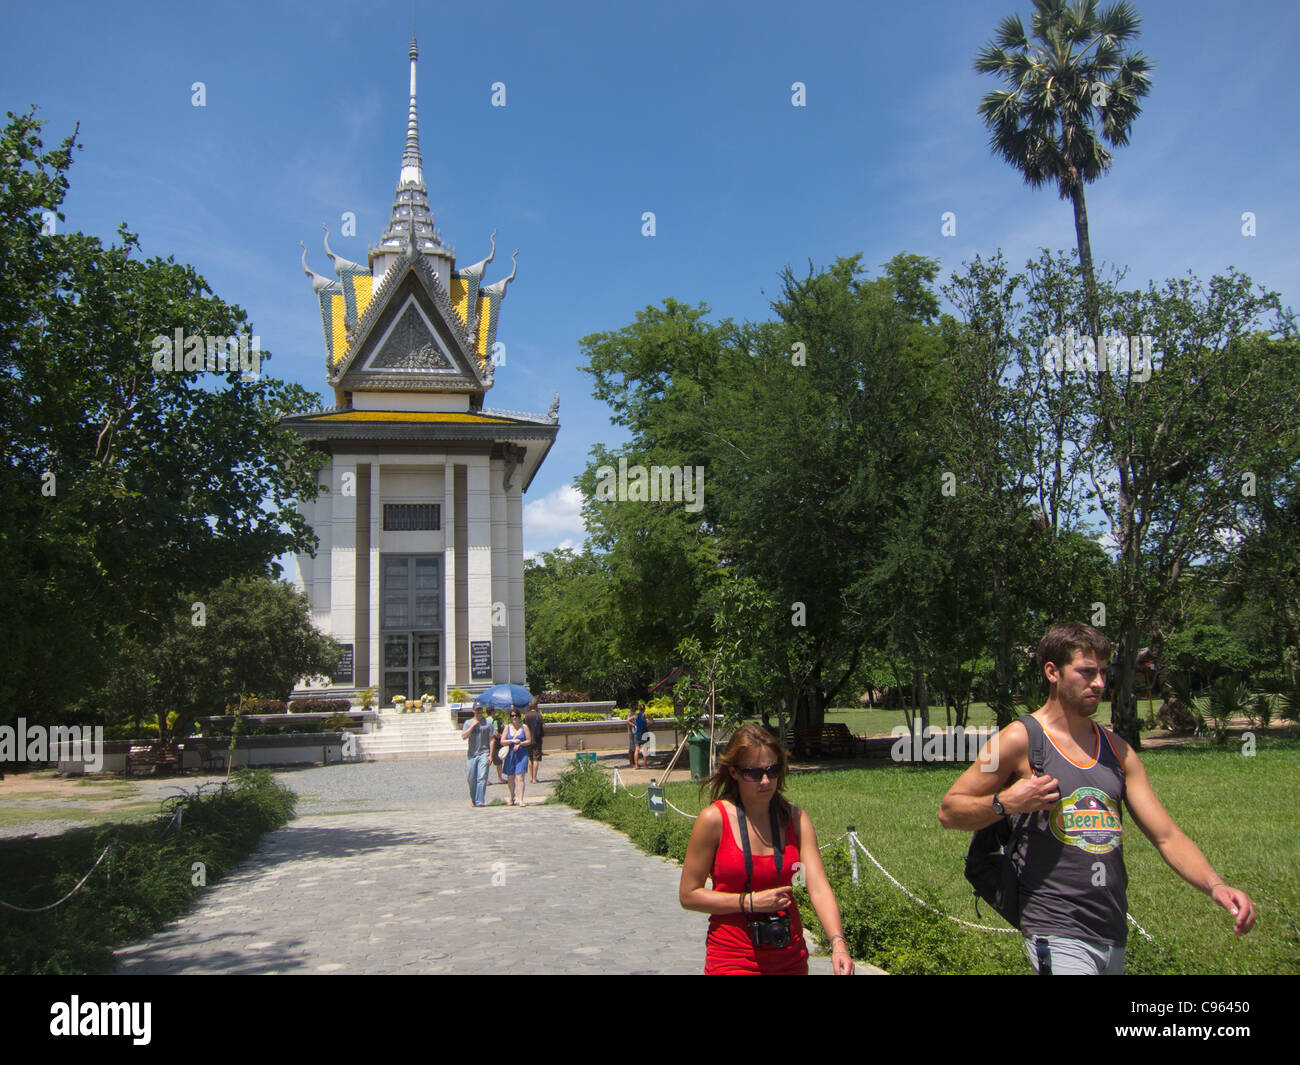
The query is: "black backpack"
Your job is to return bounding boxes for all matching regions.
[963,714,1046,928]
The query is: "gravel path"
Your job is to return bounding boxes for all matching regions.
[269,754,539,813]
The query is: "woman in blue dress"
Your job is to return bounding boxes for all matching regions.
[502,710,532,806]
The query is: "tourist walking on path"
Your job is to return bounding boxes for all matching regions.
[679,724,854,975]
[501,710,531,806]
[940,621,1254,975]
[634,706,654,769]
[524,699,545,784]
[490,710,507,784]
[626,703,640,768]
[461,704,497,807]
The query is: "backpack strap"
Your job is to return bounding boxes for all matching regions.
[1018,714,1047,777]
[1008,714,1047,839]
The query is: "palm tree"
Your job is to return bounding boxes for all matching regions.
[975,0,1152,336]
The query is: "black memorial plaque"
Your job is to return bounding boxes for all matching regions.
[333,644,354,687]
[470,640,492,680]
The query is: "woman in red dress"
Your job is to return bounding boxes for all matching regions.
[679,724,854,975]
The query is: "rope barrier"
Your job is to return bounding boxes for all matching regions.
[847,834,1154,941]
[610,768,648,799]
[586,761,1155,942]
[0,843,114,913]
[662,796,698,820]
[849,833,1017,933]
[1127,913,1155,941]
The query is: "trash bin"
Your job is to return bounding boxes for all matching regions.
[688,732,711,780]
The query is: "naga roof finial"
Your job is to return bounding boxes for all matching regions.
[323,223,367,275]
[300,240,336,292]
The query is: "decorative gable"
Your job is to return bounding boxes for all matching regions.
[365,296,454,371]
[330,254,488,395]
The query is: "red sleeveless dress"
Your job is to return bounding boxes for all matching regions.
[705,800,809,975]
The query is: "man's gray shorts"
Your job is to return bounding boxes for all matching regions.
[1024,935,1125,975]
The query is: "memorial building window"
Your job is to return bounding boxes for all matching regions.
[383,503,440,531]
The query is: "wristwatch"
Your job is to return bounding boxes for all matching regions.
[992,792,1007,817]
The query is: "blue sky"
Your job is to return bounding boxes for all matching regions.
[4,0,1296,559]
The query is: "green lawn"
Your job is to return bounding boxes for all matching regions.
[0,803,161,829]
[645,736,1300,974]
[825,701,1011,736]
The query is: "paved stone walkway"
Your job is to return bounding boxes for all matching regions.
[113,757,861,974]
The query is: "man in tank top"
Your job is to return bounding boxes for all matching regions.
[940,622,1255,974]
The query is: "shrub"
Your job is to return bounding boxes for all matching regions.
[289,698,353,714]
[539,690,590,704]
[540,711,607,723]
[1245,694,1273,730]
[800,849,1017,974]
[553,758,611,817]
[1155,697,1197,733]
[242,699,288,714]
[0,769,296,973]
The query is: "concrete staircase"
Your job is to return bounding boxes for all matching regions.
[354,709,465,761]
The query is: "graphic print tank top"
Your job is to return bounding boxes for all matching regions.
[1014,720,1128,945]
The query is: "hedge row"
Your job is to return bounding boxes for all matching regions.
[0,769,297,973]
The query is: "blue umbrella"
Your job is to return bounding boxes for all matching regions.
[473,684,534,711]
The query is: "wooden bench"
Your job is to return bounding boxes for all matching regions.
[125,745,181,776]
[793,724,855,759]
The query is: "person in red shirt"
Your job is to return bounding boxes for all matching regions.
[679,724,854,974]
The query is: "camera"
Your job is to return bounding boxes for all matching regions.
[747,912,792,950]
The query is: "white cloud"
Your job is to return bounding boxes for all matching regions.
[524,484,585,539]
[523,536,579,565]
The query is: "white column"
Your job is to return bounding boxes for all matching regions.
[369,462,382,693]
[466,455,493,682]
[443,460,457,691]
[507,475,525,685]
[311,465,332,626]
[490,459,510,684]
[330,456,357,648]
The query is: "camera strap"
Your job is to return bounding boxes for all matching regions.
[735,802,784,903]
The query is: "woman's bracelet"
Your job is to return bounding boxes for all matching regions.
[830,934,848,951]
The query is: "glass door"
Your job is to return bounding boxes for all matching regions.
[383,633,410,706]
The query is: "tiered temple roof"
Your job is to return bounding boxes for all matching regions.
[298,36,521,405]
[285,35,556,492]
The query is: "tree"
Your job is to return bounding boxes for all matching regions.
[0,110,328,722]
[523,548,651,703]
[579,255,949,733]
[937,251,1116,724]
[1063,262,1298,745]
[93,577,342,743]
[975,0,1152,335]
[576,299,735,674]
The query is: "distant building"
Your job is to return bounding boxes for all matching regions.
[284,38,557,705]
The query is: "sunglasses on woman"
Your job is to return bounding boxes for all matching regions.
[736,764,778,783]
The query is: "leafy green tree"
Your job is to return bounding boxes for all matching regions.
[1060,260,1298,745]
[1163,622,1253,693]
[937,251,1116,724]
[576,299,731,671]
[523,547,652,703]
[0,110,328,723]
[579,255,949,732]
[975,0,1153,333]
[92,576,342,743]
